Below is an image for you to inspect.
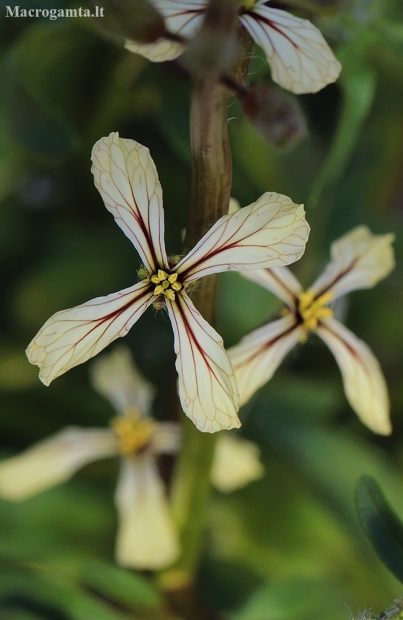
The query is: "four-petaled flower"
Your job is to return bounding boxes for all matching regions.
[125,0,341,94]
[228,227,395,435]
[26,132,309,433]
[0,347,264,568]
[0,347,180,569]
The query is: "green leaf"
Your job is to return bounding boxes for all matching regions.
[79,559,162,610]
[0,570,130,620]
[0,22,108,158]
[0,484,114,562]
[0,612,48,620]
[309,37,377,207]
[231,579,342,620]
[355,475,403,583]
[2,64,79,157]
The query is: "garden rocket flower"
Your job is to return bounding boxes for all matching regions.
[0,347,180,570]
[0,347,264,567]
[26,133,309,433]
[125,0,341,94]
[228,227,395,435]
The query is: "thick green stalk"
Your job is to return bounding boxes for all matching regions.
[165,77,231,589]
[161,25,254,594]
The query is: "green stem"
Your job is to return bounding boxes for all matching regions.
[163,77,230,591]
[160,25,254,594]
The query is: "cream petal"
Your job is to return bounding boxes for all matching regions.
[0,428,118,501]
[228,314,302,406]
[310,226,395,301]
[115,456,179,569]
[316,317,391,435]
[91,133,168,273]
[211,434,264,493]
[124,0,206,62]
[152,422,181,454]
[90,345,155,417]
[228,197,241,214]
[241,266,302,309]
[239,5,341,94]
[26,281,153,386]
[177,192,309,283]
[124,38,185,63]
[166,292,241,433]
[154,0,206,37]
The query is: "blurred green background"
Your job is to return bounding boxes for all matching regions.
[1,0,403,618]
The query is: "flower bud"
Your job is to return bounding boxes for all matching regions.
[94,0,165,45]
[241,84,307,149]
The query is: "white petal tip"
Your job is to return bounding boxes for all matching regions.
[192,416,242,434]
[370,419,392,436]
[39,375,51,387]
[212,435,264,492]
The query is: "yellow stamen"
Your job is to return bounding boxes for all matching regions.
[165,289,175,301]
[297,289,334,334]
[111,410,155,456]
[314,307,333,319]
[298,289,315,312]
[315,291,334,307]
[150,269,183,304]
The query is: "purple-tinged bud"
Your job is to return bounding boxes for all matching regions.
[242,84,308,149]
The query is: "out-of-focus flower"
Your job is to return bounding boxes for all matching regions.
[26,132,309,433]
[125,0,341,94]
[0,347,180,570]
[228,227,395,435]
[0,347,263,566]
[211,434,264,492]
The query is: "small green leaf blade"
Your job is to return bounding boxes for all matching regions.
[79,559,162,610]
[355,475,403,583]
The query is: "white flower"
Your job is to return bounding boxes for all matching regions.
[0,347,263,567]
[26,132,309,433]
[228,227,395,435]
[0,347,180,570]
[125,0,341,94]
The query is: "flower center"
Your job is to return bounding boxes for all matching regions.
[111,407,155,456]
[150,269,183,302]
[297,289,334,338]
